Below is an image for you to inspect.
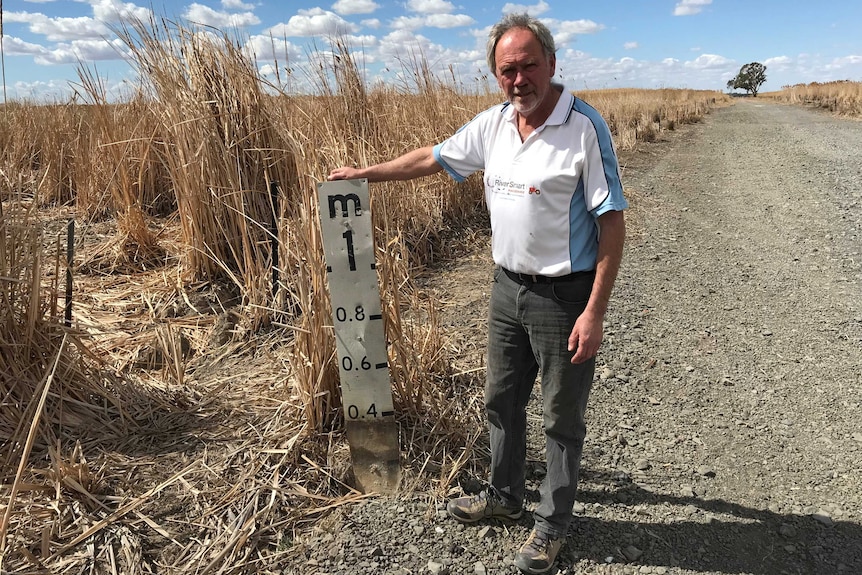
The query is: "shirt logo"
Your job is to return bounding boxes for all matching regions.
[528,186,541,195]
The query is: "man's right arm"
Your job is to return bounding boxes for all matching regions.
[328,146,442,182]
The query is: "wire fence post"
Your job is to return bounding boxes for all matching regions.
[64,219,74,327]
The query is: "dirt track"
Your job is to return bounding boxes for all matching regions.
[292,100,862,574]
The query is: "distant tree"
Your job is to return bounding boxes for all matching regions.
[726,62,767,97]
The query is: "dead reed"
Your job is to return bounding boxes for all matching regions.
[578,87,731,149]
[0,102,82,206]
[0,198,150,568]
[764,80,862,117]
[0,18,732,573]
[114,18,302,332]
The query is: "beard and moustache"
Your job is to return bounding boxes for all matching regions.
[509,83,551,117]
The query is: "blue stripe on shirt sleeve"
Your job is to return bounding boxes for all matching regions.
[573,98,627,214]
[432,142,467,183]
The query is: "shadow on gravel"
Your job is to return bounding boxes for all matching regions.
[562,472,860,574]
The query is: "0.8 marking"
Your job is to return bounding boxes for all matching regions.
[335,305,366,323]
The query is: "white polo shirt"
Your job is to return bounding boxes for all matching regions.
[433,88,627,276]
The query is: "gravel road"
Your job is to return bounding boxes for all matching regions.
[290,100,862,575]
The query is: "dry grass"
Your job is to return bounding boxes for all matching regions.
[763,80,862,117]
[577,87,730,149]
[1,17,731,573]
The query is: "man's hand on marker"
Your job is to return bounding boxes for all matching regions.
[328,166,361,181]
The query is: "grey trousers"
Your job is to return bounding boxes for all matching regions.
[485,266,595,538]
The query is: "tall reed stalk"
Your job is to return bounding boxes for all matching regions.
[0,102,82,206]
[116,18,299,328]
[73,66,164,268]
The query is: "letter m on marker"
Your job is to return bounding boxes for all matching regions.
[328,193,363,218]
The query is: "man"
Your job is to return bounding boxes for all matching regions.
[329,12,626,575]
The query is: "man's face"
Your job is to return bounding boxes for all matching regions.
[494,27,556,118]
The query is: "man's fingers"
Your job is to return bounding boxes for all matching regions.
[571,340,599,364]
[328,168,349,181]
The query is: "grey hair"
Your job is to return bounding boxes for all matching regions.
[486,13,556,74]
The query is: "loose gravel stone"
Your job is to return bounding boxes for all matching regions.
[812,511,834,526]
[622,545,644,561]
[696,466,716,478]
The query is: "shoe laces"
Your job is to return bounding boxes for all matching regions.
[482,491,507,514]
[523,529,553,554]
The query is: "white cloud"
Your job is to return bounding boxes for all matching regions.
[343,34,380,49]
[14,79,71,101]
[377,29,447,65]
[362,18,382,29]
[543,18,604,46]
[502,1,550,16]
[244,34,303,63]
[16,78,137,104]
[380,28,428,46]
[5,2,153,43]
[830,55,862,66]
[553,48,737,91]
[820,54,862,79]
[624,41,639,50]
[184,3,260,28]
[685,53,733,69]
[86,0,151,23]
[267,9,357,37]
[1,35,51,57]
[553,19,604,36]
[4,11,109,41]
[258,63,278,77]
[390,14,475,31]
[332,0,381,16]
[222,0,255,9]
[406,0,455,14]
[674,0,712,16]
[764,56,792,67]
[34,38,130,65]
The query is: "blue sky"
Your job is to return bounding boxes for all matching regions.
[1,0,861,101]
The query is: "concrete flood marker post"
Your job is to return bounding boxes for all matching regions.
[316,179,401,494]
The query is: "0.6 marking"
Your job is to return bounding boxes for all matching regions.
[341,355,387,371]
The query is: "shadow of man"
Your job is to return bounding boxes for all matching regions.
[558,469,860,574]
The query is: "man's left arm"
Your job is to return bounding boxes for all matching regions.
[568,209,626,364]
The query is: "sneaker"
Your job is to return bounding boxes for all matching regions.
[446,490,523,523]
[514,528,563,574]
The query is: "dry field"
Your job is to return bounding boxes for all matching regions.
[0,21,736,574]
[763,80,862,117]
